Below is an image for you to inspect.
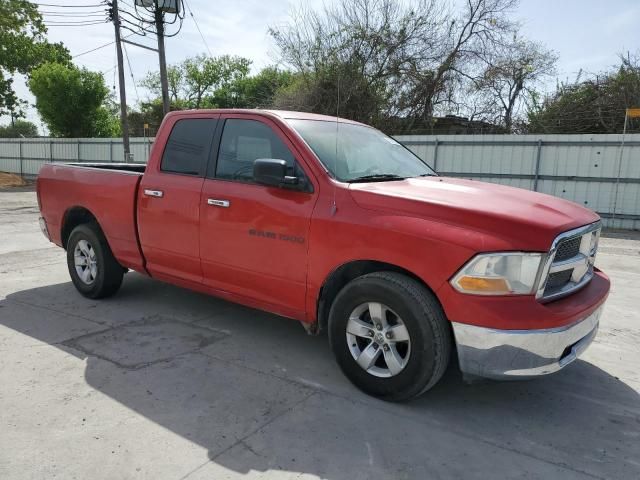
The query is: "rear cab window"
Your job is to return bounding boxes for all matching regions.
[161,118,217,176]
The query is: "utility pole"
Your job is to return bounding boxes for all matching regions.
[155,6,170,117]
[111,0,131,160]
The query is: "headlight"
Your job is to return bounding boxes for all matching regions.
[451,253,543,295]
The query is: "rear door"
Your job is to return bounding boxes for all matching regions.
[138,114,219,283]
[199,114,318,317]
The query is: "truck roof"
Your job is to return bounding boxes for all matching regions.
[164,109,368,126]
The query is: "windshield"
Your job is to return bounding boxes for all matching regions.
[288,119,436,182]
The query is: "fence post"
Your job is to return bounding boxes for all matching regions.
[611,118,628,223]
[110,140,114,162]
[18,139,23,177]
[49,140,53,163]
[77,139,81,162]
[433,138,439,172]
[533,139,542,191]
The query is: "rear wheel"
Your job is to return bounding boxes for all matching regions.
[66,223,124,299]
[328,272,451,401]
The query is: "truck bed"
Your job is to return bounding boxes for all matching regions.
[37,163,146,272]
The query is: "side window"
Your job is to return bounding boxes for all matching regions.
[160,118,216,176]
[215,119,297,182]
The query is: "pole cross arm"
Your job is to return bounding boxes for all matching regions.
[122,39,159,53]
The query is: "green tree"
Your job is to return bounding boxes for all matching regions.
[186,55,251,108]
[0,0,70,122]
[128,100,166,136]
[466,37,557,132]
[213,67,295,108]
[272,62,389,126]
[527,55,640,134]
[140,54,252,109]
[94,96,122,137]
[29,62,113,137]
[139,65,186,106]
[0,119,38,138]
[270,0,520,129]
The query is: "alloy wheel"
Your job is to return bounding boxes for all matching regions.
[346,302,411,378]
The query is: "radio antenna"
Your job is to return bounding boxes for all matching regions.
[331,72,339,216]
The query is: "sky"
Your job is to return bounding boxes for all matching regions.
[10,0,640,131]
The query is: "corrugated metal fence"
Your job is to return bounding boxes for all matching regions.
[396,134,640,230]
[0,134,638,229]
[0,137,152,176]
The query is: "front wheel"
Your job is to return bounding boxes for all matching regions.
[66,223,124,299]
[328,272,451,401]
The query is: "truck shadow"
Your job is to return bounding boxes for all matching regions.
[2,273,639,479]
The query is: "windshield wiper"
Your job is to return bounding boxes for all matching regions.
[347,174,406,183]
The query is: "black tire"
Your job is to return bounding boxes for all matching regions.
[328,272,451,401]
[66,223,124,299]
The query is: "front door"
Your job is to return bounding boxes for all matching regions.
[138,114,218,283]
[199,115,317,317]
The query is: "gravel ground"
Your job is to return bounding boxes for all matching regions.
[0,189,639,480]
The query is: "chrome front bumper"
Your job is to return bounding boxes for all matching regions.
[452,306,602,379]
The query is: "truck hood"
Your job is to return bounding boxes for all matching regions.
[348,176,600,251]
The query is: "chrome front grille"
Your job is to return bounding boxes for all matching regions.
[554,237,581,262]
[536,222,601,302]
[546,270,573,289]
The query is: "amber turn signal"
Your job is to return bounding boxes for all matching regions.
[455,276,511,293]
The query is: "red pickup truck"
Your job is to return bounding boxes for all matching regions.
[37,109,610,400]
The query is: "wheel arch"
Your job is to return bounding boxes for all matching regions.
[316,260,440,333]
[61,206,101,250]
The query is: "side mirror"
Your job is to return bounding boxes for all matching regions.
[253,159,299,188]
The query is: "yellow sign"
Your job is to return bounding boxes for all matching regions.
[144,123,149,129]
[626,108,640,118]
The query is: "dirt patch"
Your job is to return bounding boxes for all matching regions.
[0,172,27,188]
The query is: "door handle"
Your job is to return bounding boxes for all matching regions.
[144,189,164,198]
[207,198,230,208]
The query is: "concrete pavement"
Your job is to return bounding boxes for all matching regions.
[0,189,639,479]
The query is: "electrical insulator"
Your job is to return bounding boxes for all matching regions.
[135,0,179,13]
[158,0,179,13]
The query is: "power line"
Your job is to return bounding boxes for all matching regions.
[41,11,106,16]
[118,10,158,36]
[33,2,107,7]
[119,0,135,9]
[122,42,140,103]
[184,0,212,57]
[74,39,115,58]
[113,45,117,90]
[72,32,135,58]
[44,18,106,23]
[40,8,106,13]
[102,65,117,75]
[39,5,107,13]
[45,21,107,26]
